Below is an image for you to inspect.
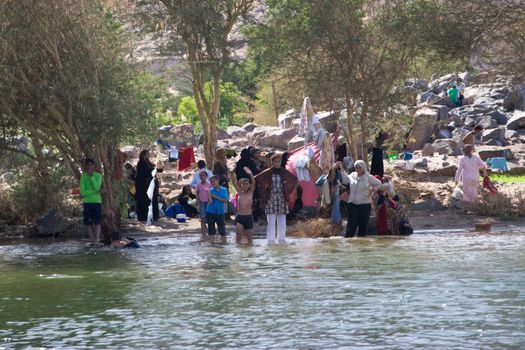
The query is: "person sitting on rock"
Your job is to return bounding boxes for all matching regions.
[447,84,460,107]
[178,185,198,218]
[456,78,466,106]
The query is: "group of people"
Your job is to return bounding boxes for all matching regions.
[182,149,298,245]
[79,140,418,246]
[170,145,411,243]
[447,77,466,107]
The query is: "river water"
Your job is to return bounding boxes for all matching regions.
[1,229,525,349]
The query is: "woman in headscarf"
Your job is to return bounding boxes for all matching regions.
[235,147,258,180]
[177,185,198,218]
[455,144,487,202]
[255,153,298,244]
[337,159,382,237]
[372,175,397,235]
[135,149,163,222]
[213,148,229,188]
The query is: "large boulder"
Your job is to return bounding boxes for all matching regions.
[248,126,276,146]
[242,122,259,132]
[120,145,140,159]
[432,138,461,156]
[481,127,506,143]
[478,149,506,161]
[463,86,492,105]
[287,135,306,151]
[227,126,247,138]
[434,105,451,121]
[411,197,445,211]
[406,107,439,151]
[278,109,298,129]
[417,91,442,105]
[506,111,525,130]
[229,138,249,148]
[475,115,497,129]
[421,143,435,157]
[161,123,195,147]
[405,78,429,91]
[487,110,508,125]
[216,128,231,140]
[259,128,298,150]
[434,127,452,139]
[503,84,525,111]
[317,111,339,133]
[473,97,496,105]
[429,73,456,94]
[505,129,520,140]
[35,211,70,237]
[430,163,458,177]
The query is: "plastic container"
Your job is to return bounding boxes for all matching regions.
[176,213,187,223]
[388,153,398,162]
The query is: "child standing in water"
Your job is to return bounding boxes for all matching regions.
[230,167,256,245]
[195,170,211,238]
[206,175,229,242]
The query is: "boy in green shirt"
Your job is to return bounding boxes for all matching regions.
[447,84,460,107]
[80,158,103,244]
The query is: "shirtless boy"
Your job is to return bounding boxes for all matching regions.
[230,167,256,245]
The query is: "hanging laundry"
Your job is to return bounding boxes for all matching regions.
[178,146,195,171]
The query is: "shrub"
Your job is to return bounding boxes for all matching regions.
[463,191,517,219]
[10,165,74,222]
[515,191,525,217]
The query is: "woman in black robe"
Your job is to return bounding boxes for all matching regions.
[177,185,198,217]
[235,147,258,180]
[135,149,163,222]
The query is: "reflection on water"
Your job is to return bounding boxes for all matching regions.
[1,231,525,349]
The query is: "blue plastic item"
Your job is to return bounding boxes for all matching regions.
[486,157,508,172]
[165,204,187,218]
[402,152,413,161]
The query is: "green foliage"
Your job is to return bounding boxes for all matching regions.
[177,81,251,130]
[124,71,182,138]
[223,55,264,99]
[491,175,525,184]
[10,165,74,222]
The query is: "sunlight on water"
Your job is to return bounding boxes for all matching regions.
[1,231,525,349]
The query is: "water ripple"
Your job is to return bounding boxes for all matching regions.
[0,231,524,349]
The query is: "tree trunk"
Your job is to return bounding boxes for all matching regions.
[345,93,358,160]
[271,78,279,125]
[99,141,119,244]
[360,103,369,165]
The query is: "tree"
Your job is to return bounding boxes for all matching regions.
[178,81,250,129]
[150,0,256,165]
[0,0,159,235]
[250,0,424,162]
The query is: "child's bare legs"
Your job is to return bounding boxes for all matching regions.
[236,223,245,244]
[200,219,207,238]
